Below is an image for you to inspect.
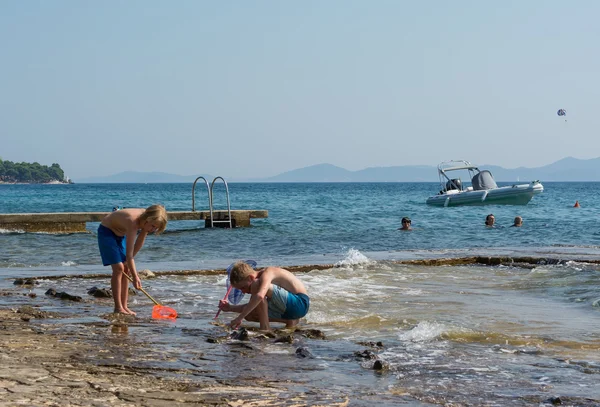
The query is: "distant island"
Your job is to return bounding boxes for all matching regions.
[0,159,72,184]
[75,156,600,183]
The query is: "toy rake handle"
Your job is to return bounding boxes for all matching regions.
[214,286,233,319]
[122,271,161,306]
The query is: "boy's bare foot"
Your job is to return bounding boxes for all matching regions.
[124,308,136,316]
[113,308,128,315]
[285,319,299,328]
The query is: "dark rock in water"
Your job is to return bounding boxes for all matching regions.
[373,359,389,371]
[295,346,314,358]
[88,286,112,298]
[354,349,377,360]
[45,288,82,302]
[544,396,562,405]
[128,288,137,296]
[17,305,59,319]
[274,334,294,344]
[230,327,249,341]
[357,340,384,348]
[14,278,37,286]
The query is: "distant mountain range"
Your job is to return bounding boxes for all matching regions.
[75,157,600,183]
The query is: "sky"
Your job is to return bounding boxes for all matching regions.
[1,1,599,180]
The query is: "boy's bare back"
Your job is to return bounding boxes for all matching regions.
[101,208,145,236]
[260,266,307,295]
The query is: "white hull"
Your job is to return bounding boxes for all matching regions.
[426,182,544,207]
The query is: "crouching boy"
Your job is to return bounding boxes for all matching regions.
[218,262,309,330]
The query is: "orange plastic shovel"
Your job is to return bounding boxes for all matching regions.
[122,272,177,320]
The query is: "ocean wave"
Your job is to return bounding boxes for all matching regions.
[398,321,449,342]
[335,248,376,268]
[0,228,25,234]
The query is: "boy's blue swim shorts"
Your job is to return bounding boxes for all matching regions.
[97,224,126,266]
[268,285,310,320]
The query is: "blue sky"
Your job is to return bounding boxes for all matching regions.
[1,1,598,179]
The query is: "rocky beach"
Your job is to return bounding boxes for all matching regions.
[0,304,351,407]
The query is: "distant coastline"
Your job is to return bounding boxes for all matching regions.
[0,180,72,185]
[74,156,600,183]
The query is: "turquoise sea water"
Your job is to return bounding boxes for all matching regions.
[2,182,600,405]
[1,182,600,269]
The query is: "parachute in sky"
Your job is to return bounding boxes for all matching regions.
[557,109,566,116]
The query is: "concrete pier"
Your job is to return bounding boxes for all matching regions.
[0,210,268,233]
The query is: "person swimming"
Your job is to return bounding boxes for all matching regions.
[398,217,412,231]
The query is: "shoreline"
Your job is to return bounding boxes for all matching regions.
[16,255,600,281]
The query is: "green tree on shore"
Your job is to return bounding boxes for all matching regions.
[0,159,69,183]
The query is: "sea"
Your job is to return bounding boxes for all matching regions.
[1,182,600,406]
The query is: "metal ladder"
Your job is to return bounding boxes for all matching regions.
[192,177,211,212]
[209,176,232,228]
[191,176,232,228]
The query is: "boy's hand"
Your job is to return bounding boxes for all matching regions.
[230,315,243,329]
[218,300,231,312]
[133,275,142,290]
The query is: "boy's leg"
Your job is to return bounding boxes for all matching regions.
[242,300,270,330]
[256,298,270,330]
[110,263,127,314]
[121,265,135,315]
[270,317,299,328]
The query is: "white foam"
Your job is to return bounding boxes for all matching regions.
[334,248,375,268]
[0,228,25,234]
[399,321,448,342]
[61,261,78,267]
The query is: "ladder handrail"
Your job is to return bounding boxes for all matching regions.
[192,176,211,212]
[209,176,232,228]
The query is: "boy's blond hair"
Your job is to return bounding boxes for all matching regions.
[139,204,168,234]
[229,262,256,285]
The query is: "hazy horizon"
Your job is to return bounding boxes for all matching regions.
[2,1,599,179]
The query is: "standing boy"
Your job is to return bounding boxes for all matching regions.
[97,204,167,315]
[218,262,310,330]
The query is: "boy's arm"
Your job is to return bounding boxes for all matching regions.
[218,300,246,313]
[230,276,273,328]
[125,228,142,289]
[133,229,149,257]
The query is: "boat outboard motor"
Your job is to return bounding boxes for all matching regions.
[445,178,462,191]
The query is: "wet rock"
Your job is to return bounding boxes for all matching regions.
[592,298,600,308]
[45,288,83,302]
[14,278,37,286]
[230,327,249,341]
[354,349,377,360]
[17,305,58,319]
[88,286,112,298]
[357,341,384,348]
[543,396,562,405]
[101,313,136,322]
[295,346,313,358]
[274,334,294,344]
[128,287,137,296]
[138,269,156,279]
[373,359,389,371]
[296,328,326,339]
